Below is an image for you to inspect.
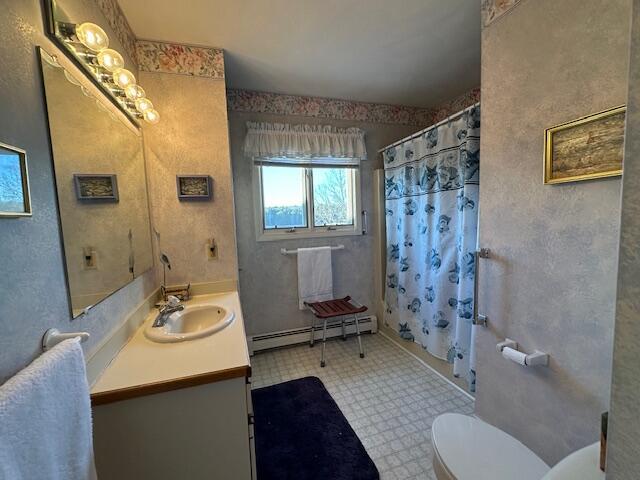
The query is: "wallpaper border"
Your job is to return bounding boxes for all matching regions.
[136,40,225,79]
[481,0,524,27]
[227,87,480,127]
[431,87,481,124]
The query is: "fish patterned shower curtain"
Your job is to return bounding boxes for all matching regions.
[383,106,480,391]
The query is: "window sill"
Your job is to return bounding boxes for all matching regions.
[257,228,362,242]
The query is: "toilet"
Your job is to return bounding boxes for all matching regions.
[432,413,605,480]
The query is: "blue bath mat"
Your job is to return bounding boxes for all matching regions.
[252,376,379,480]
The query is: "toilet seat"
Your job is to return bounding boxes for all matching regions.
[431,413,550,480]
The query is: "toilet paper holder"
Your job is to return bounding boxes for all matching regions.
[496,338,549,367]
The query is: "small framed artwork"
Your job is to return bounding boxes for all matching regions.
[0,142,32,217]
[73,174,119,201]
[176,175,212,201]
[544,105,626,184]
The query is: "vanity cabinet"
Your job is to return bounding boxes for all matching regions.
[92,374,255,480]
[89,291,254,479]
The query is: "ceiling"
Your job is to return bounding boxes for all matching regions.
[118,0,481,109]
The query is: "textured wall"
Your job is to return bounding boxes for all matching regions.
[141,71,238,286]
[229,111,415,335]
[0,0,156,384]
[607,0,640,477]
[476,0,630,465]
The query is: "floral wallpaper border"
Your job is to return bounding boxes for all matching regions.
[136,40,225,79]
[226,89,435,126]
[481,0,524,27]
[226,87,480,127]
[431,87,481,124]
[94,0,137,63]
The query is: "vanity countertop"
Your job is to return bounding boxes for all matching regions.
[91,291,251,405]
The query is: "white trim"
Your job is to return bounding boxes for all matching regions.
[252,164,362,242]
[378,330,475,401]
[249,315,377,352]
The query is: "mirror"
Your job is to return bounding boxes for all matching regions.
[0,143,31,217]
[40,50,153,318]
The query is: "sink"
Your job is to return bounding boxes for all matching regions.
[145,304,235,343]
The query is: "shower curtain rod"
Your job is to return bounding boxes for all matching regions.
[378,101,480,153]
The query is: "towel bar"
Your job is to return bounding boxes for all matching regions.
[281,244,345,255]
[42,328,90,351]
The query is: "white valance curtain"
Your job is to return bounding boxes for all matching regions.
[243,122,367,166]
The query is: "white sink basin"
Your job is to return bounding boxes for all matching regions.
[145,304,235,343]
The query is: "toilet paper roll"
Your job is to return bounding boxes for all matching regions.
[502,346,527,365]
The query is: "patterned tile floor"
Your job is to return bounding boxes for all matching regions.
[251,333,475,480]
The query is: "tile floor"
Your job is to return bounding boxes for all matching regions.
[251,332,475,480]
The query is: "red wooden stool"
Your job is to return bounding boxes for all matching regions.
[304,296,368,367]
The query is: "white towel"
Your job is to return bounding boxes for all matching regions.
[297,246,334,309]
[0,339,97,480]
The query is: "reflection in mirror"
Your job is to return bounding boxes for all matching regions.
[40,50,153,318]
[0,143,31,217]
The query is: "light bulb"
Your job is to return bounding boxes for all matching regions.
[75,22,109,52]
[143,109,160,124]
[125,84,145,101]
[112,68,136,89]
[135,97,153,113]
[96,49,124,72]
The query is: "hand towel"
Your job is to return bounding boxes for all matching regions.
[297,246,334,309]
[0,339,97,480]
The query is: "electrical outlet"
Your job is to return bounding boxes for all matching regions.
[207,238,218,260]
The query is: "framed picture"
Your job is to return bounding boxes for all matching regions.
[0,142,32,217]
[544,105,626,184]
[73,174,119,201]
[176,175,212,201]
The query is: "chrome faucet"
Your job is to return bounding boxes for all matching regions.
[152,295,184,328]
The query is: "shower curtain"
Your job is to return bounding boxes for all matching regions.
[383,106,480,391]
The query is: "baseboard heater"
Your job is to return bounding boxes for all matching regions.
[248,315,378,354]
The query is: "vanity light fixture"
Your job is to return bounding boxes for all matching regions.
[112,68,136,89]
[96,49,124,72]
[55,20,160,125]
[135,97,153,113]
[75,22,109,52]
[143,109,160,125]
[125,84,145,101]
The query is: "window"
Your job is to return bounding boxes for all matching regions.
[255,163,361,240]
[262,165,308,229]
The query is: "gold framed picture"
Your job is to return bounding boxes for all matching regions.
[544,105,626,184]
